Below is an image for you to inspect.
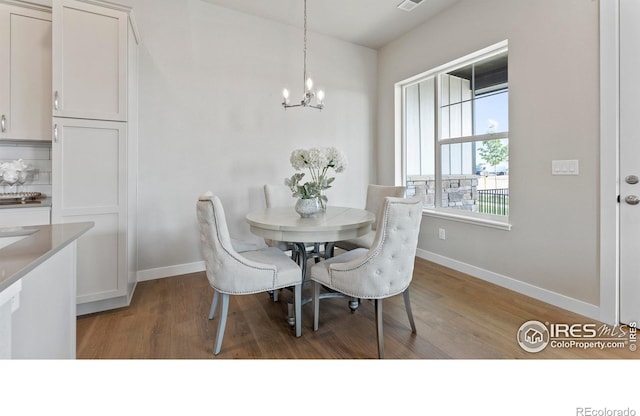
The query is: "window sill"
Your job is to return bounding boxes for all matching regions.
[421,209,512,231]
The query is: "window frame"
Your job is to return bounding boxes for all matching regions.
[396,40,512,230]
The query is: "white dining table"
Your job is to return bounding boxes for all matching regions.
[246,205,375,245]
[245,205,375,325]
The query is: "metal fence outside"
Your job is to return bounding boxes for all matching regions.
[478,188,509,216]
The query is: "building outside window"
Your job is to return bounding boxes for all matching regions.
[400,41,509,220]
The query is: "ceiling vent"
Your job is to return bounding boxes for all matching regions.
[397,0,423,12]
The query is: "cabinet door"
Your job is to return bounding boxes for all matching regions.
[0,207,50,227]
[52,118,127,304]
[52,0,127,121]
[0,4,52,141]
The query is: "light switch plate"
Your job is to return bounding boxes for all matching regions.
[552,160,579,175]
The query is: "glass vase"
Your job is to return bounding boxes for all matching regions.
[295,198,322,218]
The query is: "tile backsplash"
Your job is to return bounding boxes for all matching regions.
[0,141,52,196]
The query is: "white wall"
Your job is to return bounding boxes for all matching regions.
[118,0,378,275]
[378,0,601,314]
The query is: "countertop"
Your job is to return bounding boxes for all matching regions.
[0,222,93,293]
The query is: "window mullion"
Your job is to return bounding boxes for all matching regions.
[439,131,509,145]
[435,74,442,209]
[417,82,423,175]
[471,63,476,136]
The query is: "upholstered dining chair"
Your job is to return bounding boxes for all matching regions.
[334,184,406,252]
[196,192,303,355]
[310,196,422,359]
[263,184,295,251]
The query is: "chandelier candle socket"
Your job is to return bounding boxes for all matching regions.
[282,0,325,110]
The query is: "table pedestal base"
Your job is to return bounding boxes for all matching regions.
[286,241,361,326]
[286,288,360,327]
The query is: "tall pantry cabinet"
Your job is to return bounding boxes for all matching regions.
[51,0,139,315]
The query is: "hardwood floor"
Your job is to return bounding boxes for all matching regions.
[76,257,639,359]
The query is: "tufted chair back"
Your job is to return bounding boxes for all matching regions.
[197,192,281,294]
[327,196,422,299]
[365,185,407,231]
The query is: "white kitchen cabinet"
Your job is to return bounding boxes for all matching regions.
[52,118,131,311]
[0,222,93,358]
[52,0,139,314]
[0,2,52,141]
[52,0,128,121]
[0,207,50,227]
[11,241,77,358]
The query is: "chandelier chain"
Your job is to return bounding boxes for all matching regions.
[303,0,308,87]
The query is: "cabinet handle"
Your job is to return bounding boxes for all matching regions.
[0,114,5,132]
[53,124,58,142]
[53,91,59,110]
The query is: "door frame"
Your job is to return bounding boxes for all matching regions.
[600,0,620,325]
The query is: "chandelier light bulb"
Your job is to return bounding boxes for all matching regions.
[316,89,325,103]
[282,88,290,103]
[306,77,314,92]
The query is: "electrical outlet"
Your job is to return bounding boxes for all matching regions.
[438,228,446,240]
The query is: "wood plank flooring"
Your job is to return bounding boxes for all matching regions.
[76,257,639,359]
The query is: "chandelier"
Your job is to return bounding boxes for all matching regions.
[282,0,324,110]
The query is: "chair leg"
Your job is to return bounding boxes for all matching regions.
[312,281,320,331]
[402,288,417,333]
[294,284,302,337]
[208,289,219,320]
[375,299,384,359]
[213,293,229,355]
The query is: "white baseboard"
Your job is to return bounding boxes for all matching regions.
[137,261,205,282]
[137,251,601,322]
[416,248,601,321]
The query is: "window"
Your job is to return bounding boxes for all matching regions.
[399,41,509,225]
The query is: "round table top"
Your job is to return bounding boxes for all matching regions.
[245,206,375,243]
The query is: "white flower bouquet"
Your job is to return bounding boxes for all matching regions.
[285,147,347,208]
